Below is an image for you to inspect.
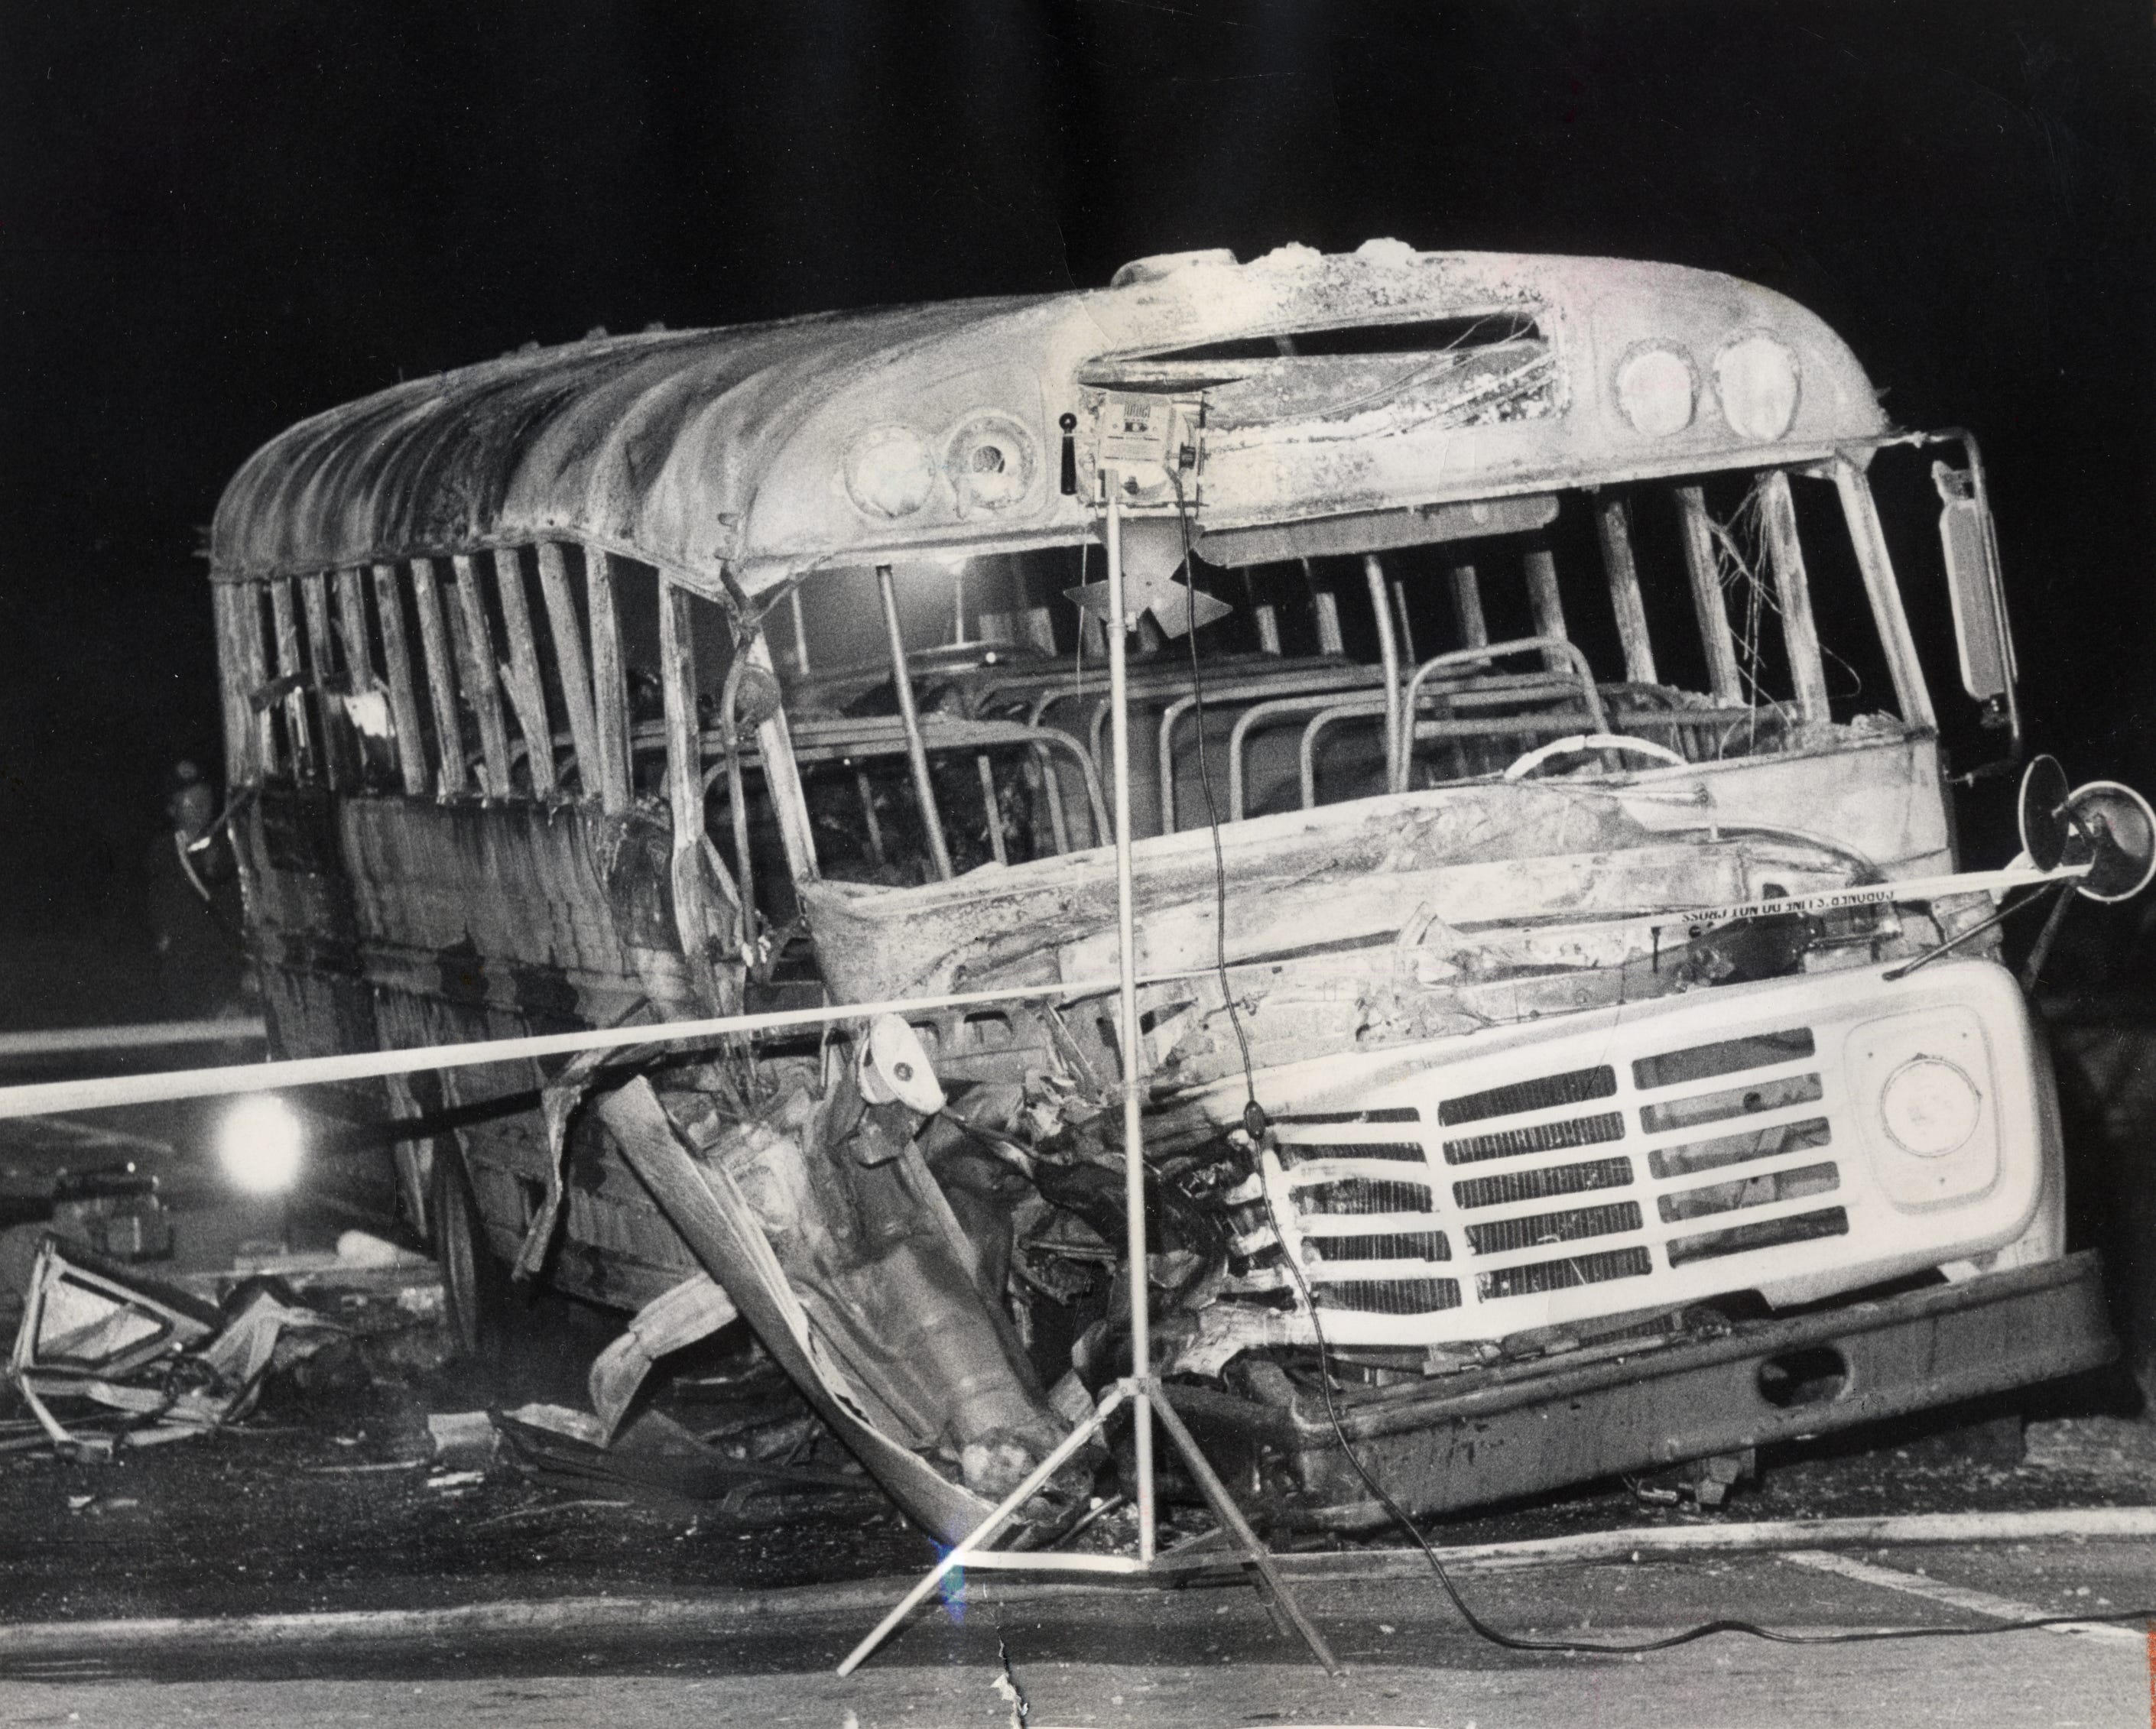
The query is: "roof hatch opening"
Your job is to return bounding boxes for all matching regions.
[1122,313,1540,366]
[1082,313,1555,430]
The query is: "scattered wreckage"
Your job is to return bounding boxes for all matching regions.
[8,1234,369,1453]
[199,242,2147,1542]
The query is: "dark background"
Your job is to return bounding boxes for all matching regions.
[2,0,2149,1019]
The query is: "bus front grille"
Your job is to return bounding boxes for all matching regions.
[1274,1003,1875,1341]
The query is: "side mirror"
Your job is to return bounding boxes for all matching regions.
[1931,456,2016,734]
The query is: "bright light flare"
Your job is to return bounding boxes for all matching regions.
[217,1095,305,1193]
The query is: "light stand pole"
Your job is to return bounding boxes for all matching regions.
[1104,479,1156,1566]
[837,466,1336,1680]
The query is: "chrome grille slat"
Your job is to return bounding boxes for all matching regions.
[1648,1117,1831,1179]
[1476,1246,1653,1300]
[1278,1140,1426,1165]
[1632,1027,1816,1092]
[1438,1065,1615,1127]
[1314,1277,1462,1315]
[1465,1201,1642,1256]
[1453,1156,1632,1210]
[1667,1205,1849,1267]
[1442,1111,1625,1166]
[1297,1176,1432,1215]
[1658,1161,1839,1225]
[1638,1072,1823,1136]
[1309,1229,1450,1262]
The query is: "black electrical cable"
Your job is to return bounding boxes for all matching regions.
[1161,476,2156,1653]
[1167,471,1257,1106]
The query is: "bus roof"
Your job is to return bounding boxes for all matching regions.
[210,242,1890,601]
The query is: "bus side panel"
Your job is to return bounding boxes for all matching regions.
[339,794,703,1306]
[243,784,381,1058]
[237,782,395,1220]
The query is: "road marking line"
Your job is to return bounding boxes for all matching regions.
[1786,1549,2141,1643]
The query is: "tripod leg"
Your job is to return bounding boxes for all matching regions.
[1148,1384,1341,1674]
[836,1380,1129,1676]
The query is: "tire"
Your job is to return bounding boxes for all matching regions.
[430,1140,508,1362]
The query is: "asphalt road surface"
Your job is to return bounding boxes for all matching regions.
[2,1403,2154,1727]
[0,1539,2149,1727]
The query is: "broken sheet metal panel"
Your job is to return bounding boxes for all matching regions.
[793,771,1921,1101]
[592,1076,1002,1545]
[8,1236,345,1452]
[794,744,1953,1092]
[1169,1251,2118,1531]
[801,780,1661,1001]
[497,1400,878,1514]
[518,1036,661,1284]
[587,1272,739,1441]
[602,1053,1073,1500]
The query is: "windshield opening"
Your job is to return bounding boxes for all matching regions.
[758,466,1914,879]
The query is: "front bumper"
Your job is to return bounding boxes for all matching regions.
[1171,1250,2116,1530]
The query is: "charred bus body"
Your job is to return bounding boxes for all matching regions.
[209,243,2126,1540]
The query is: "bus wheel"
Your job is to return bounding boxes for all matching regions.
[430,1143,506,1361]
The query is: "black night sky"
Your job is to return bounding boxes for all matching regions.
[2,2,2150,1010]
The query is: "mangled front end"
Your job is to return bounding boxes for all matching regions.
[755,762,2111,1528]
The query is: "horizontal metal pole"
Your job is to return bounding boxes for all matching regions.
[0,1017,266,1059]
[0,868,2082,1120]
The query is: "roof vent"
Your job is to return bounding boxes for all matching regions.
[1111,248,1238,288]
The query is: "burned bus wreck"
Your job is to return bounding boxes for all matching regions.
[208,242,2136,1542]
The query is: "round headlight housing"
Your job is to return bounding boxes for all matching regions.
[1878,1056,1982,1158]
[217,1095,306,1194]
[1613,345,1697,436]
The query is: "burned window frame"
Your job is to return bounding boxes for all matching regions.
[213,452,1937,907]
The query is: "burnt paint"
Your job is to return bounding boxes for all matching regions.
[505,957,583,1025]
[433,935,491,1010]
[256,782,346,877]
[599,810,678,951]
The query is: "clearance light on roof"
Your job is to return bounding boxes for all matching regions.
[944,412,1037,516]
[845,426,937,519]
[1714,334,1801,441]
[1613,345,1697,436]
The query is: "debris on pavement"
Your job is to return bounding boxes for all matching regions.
[426,1409,499,1468]
[586,1273,737,1442]
[5,1233,346,1455]
[495,1400,882,1519]
[503,1401,612,1448]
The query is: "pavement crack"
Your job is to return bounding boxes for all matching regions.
[995,1633,1031,1727]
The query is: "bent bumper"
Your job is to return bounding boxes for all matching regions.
[1171,1250,2117,1530]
